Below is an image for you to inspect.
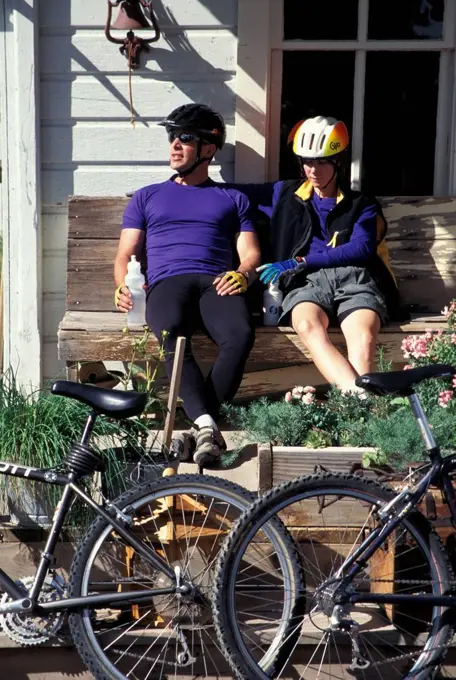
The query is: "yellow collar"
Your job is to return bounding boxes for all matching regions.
[294,180,344,203]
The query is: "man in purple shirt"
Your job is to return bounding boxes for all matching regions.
[238,116,400,394]
[114,104,261,465]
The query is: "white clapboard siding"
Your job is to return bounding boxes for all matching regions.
[41,165,232,206]
[40,0,238,30]
[40,32,236,75]
[41,122,235,164]
[40,0,240,382]
[41,77,236,121]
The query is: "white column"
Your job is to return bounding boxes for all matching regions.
[0,0,42,388]
[235,0,282,182]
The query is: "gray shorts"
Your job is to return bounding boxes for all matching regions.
[281,266,388,326]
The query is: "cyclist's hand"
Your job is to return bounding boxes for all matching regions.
[115,285,132,312]
[213,270,248,296]
[256,258,306,285]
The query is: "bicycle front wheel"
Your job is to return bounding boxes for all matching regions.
[213,472,455,680]
[68,473,301,680]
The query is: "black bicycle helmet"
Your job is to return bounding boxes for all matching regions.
[158,103,226,149]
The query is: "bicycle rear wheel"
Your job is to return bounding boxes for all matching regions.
[213,473,455,680]
[68,473,301,680]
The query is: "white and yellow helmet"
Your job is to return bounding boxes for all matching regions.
[289,116,349,159]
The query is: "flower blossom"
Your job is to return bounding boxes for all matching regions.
[438,389,453,408]
[442,302,456,319]
[401,333,432,360]
[284,391,293,403]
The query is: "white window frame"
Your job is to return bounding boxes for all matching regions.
[236,0,456,195]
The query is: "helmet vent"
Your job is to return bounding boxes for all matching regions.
[300,133,306,149]
[310,133,315,150]
[319,135,326,150]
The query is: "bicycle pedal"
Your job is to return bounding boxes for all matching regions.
[170,432,196,463]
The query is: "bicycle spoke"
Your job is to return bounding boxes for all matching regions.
[69,477,280,679]
[214,475,455,679]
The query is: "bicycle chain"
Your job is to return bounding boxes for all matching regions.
[12,577,456,668]
[347,577,456,669]
[367,578,456,585]
[111,646,191,668]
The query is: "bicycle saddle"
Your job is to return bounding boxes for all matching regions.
[355,363,456,397]
[51,380,147,418]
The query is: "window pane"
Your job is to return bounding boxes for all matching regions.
[284,0,358,40]
[362,52,439,196]
[280,52,355,180]
[368,0,444,40]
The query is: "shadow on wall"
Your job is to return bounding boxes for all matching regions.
[2,0,33,28]
[39,0,262,204]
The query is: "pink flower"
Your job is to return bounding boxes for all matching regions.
[303,385,316,394]
[452,376,456,388]
[301,393,315,405]
[401,333,432,360]
[403,365,413,370]
[284,391,293,403]
[443,302,456,318]
[291,386,304,398]
[438,389,453,408]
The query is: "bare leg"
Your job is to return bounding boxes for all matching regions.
[340,309,381,376]
[292,302,358,391]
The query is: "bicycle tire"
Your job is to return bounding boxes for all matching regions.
[68,473,302,680]
[213,472,455,680]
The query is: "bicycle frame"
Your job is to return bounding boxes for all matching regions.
[340,392,456,608]
[0,412,185,617]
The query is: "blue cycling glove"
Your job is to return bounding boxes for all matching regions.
[256,258,306,285]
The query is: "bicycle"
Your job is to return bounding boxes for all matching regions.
[0,379,300,679]
[213,363,456,680]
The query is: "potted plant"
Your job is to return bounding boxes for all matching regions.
[224,310,456,486]
[0,369,152,527]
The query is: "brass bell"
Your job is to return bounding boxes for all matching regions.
[111,1,150,31]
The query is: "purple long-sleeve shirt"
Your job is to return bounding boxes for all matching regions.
[236,182,378,271]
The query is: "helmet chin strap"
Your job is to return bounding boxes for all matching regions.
[176,139,211,178]
[320,162,338,190]
[300,158,339,190]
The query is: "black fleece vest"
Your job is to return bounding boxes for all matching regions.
[267,180,405,320]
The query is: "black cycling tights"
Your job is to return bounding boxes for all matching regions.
[146,273,255,422]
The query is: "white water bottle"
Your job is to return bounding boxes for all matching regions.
[263,282,283,325]
[124,255,146,327]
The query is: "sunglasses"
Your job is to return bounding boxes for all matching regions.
[168,131,200,145]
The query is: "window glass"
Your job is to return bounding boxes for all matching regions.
[362,51,439,195]
[368,0,444,40]
[284,0,358,40]
[280,51,355,180]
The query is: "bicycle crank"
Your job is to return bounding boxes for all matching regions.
[0,573,67,646]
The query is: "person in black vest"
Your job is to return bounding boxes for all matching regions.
[238,116,400,394]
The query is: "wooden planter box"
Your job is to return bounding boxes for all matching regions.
[257,443,376,493]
